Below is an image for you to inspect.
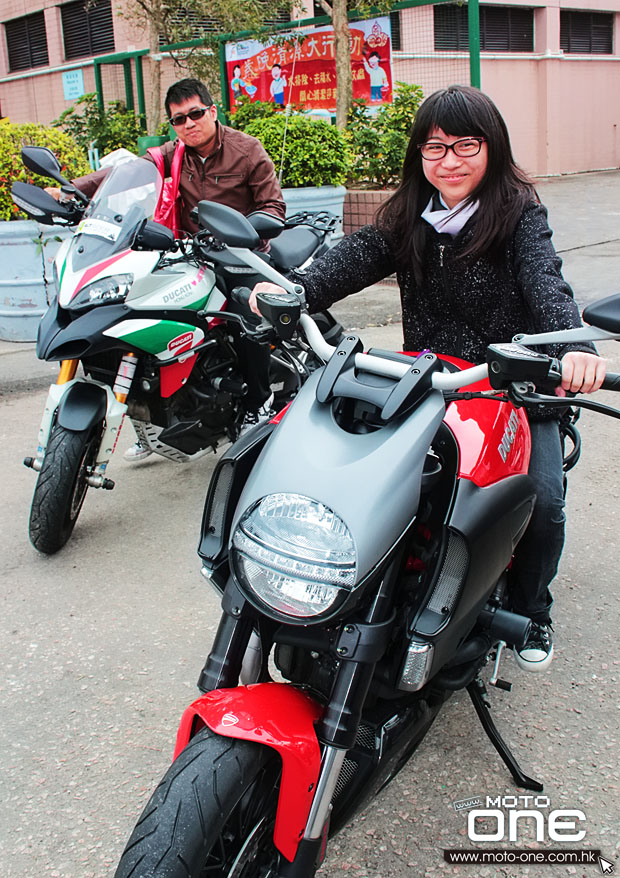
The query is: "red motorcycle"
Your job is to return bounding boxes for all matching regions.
[113,231,620,878]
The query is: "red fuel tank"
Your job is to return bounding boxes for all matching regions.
[438,353,531,487]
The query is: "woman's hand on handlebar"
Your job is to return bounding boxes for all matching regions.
[560,351,607,394]
[250,282,288,316]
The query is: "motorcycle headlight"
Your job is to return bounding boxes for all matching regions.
[231,493,357,619]
[68,274,133,310]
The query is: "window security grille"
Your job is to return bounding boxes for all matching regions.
[560,11,613,54]
[162,3,290,44]
[60,0,114,60]
[5,11,49,72]
[434,4,534,53]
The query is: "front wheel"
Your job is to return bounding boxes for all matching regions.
[115,726,285,878]
[29,423,102,554]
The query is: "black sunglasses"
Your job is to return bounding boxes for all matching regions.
[169,106,212,127]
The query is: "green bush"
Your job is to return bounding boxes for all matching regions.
[227,97,280,130]
[53,93,143,155]
[244,114,350,188]
[346,82,424,189]
[0,122,90,221]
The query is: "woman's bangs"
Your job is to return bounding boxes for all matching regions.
[419,90,487,140]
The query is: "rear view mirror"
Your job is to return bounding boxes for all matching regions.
[21,146,67,184]
[132,218,176,251]
[582,294,620,335]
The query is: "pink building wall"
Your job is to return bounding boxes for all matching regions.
[1,0,619,175]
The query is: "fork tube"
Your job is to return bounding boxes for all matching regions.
[317,551,404,750]
[303,746,347,839]
[57,359,78,384]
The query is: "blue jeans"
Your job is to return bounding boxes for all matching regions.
[508,420,566,624]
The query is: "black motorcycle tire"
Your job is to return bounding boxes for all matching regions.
[29,424,101,554]
[115,726,286,878]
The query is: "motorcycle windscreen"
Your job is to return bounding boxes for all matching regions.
[58,159,161,305]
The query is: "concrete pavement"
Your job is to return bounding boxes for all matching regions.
[1,171,619,877]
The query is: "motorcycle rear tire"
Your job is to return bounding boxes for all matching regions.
[114,726,285,878]
[29,424,101,554]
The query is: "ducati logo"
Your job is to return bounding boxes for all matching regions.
[498,409,520,462]
[221,712,240,727]
[168,331,194,353]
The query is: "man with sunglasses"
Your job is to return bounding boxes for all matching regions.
[58,78,285,237]
[48,78,286,458]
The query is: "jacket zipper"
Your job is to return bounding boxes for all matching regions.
[438,242,463,357]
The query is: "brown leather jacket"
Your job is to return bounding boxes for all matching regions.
[72,123,286,235]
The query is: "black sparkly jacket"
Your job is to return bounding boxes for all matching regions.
[298,202,591,369]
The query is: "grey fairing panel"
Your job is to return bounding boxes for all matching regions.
[229,370,447,583]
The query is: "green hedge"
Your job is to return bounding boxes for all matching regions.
[53,93,143,155]
[0,123,90,222]
[244,115,350,188]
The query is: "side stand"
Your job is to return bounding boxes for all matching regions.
[467,678,543,792]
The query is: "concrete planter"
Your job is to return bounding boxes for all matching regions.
[0,221,72,342]
[282,185,347,242]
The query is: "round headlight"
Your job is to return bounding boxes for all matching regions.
[231,493,357,619]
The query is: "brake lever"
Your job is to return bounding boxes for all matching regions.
[510,386,620,420]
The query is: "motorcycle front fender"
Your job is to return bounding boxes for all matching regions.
[35,378,127,466]
[174,682,323,863]
[56,381,107,431]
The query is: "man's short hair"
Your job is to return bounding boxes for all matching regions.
[165,79,214,117]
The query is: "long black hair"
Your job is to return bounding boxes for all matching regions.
[376,85,537,283]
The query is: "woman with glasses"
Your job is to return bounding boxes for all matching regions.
[252,84,607,672]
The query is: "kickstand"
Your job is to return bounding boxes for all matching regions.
[467,678,544,792]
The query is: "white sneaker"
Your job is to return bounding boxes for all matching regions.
[240,393,275,435]
[514,623,554,672]
[124,441,153,462]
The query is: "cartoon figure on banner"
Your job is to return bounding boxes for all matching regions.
[362,50,389,102]
[362,19,390,103]
[270,64,287,105]
[231,64,258,103]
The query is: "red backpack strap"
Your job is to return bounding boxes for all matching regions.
[169,140,185,195]
[146,145,165,176]
[146,141,186,237]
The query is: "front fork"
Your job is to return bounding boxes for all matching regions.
[27,356,135,482]
[194,556,401,875]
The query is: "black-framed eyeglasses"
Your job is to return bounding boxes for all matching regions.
[418,137,485,160]
[169,106,212,127]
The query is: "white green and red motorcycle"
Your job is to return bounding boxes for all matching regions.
[12,146,341,555]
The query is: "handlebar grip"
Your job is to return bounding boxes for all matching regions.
[231,286,253,308]
[601,371,620,391]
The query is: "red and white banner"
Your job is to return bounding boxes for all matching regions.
[225,17,393,112]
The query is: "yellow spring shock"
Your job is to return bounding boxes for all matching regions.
[57,359,78,384]
[113,352,138,403]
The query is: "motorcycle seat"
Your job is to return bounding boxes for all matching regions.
[268,226,322,270]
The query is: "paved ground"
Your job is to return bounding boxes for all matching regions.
[1,170,619,877]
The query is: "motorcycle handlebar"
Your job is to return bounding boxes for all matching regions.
[297,313,620,398]
[230,286,253,309]
[601,371,620,391]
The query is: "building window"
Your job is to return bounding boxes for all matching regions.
[5,11,49,72]
[434,4,534,52]
[60,0,114,60]
[560,11,613,54]
[390,10,401,51]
